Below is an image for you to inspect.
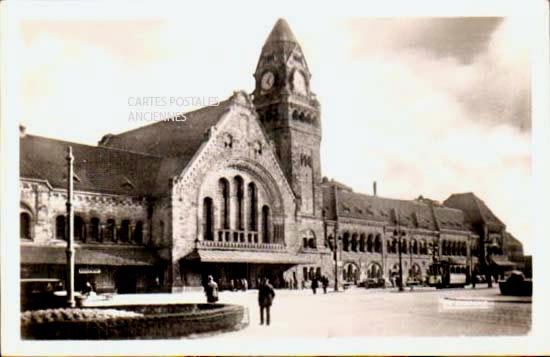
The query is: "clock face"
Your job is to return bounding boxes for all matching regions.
[293,71,307,95]
[261,71,275,90]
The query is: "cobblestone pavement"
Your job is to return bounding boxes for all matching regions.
[84,284,531,338]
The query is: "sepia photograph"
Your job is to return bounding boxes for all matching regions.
[1,1,549,355]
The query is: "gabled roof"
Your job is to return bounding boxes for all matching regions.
[20,134,161,196]
[444,192,505,228]
[100,99,231,159]
[321,185,471,232]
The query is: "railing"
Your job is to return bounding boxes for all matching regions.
[198,239,285,251]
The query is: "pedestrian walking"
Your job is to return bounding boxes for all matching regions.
[311,277,319,294]
[204,275,219,303]
[258,277,275,326]
[321,275,329,294]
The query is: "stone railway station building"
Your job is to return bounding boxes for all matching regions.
[19,19,522,293]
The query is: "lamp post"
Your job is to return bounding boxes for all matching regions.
[65,146,76,307]
[393,213,406,292]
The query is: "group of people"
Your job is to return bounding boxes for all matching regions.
[309,275,330,294]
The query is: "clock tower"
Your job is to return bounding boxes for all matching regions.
[253,18,322,218]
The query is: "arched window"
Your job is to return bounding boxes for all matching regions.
[391,239,398,254]
[219,178,230,230]
[120,219,130,243]
[248,182,257,231]
[359,233,366,252]
[309,267,315,280]
[262,205,270,243]
[234,176,244,230]
[133,221,143,244]
[90,217,100,241]
[367,234,374,252]
[442,241,447,255]
[203,197,214,241]
[56,215,66,240]
[387,239,392,253]
[351,233,358,252]
[303,237,308,248]
[375,234,382,253]
[20,212,31,239]
[411,239,418,255]
[105,219,116,242]
[367,263,382,279]
[401,239,408,254]
[74,215,85,242]
[343,232,350,251]
[303,267,308,281]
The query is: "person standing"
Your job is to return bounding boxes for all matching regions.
[258,277,275,326]
[204,275,219,303]
[311,277,319,294]
[321,276,329,294]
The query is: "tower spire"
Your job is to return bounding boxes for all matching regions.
[264,18,298,44]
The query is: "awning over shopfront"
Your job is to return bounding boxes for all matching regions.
[21,245,160,266]
[183,249,315,265]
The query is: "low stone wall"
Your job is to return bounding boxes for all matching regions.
[21,304,246,339]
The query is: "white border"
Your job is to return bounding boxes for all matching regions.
[2,0,549,355]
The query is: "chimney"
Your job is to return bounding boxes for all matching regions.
[373,181,377,196]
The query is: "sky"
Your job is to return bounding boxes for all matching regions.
[15,10,534,253]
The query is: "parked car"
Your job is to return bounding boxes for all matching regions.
[21,278,85,311]
[499,270,532,296]
[363,278,386,289]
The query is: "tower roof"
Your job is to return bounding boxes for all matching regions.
[264,18,297,44]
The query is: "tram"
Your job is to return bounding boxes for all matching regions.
[427,260,467,288]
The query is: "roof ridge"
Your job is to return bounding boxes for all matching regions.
[24,134,163,159]
[108,98,230,138]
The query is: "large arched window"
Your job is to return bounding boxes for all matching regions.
[203,197,214,241]
[248,182,257,231]
[262,205,270,243]
[375,234,382,253]
[20,212,31,239]
[56,215,66,240]
[234,176,244,230]
[133,221,143,244]
[219,178,230,230]
[342,232,350,251]
[367,263,382,279]
[90,217,100,241]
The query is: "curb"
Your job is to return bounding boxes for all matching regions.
[443,296,532,304]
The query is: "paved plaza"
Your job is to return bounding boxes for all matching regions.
[85,284,531,338]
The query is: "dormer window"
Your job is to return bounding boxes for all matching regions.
[222,133,233,149]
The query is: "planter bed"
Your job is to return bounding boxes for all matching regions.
[21,304,246,340]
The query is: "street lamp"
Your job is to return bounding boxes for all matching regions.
[329,234,342,292]
[393,226,406,292]
[65,147,76,307]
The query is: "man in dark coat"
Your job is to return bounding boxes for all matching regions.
[258,277,275,326]
[204,275,219,303]
[321,276,329,294]
[311,277,319,294]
